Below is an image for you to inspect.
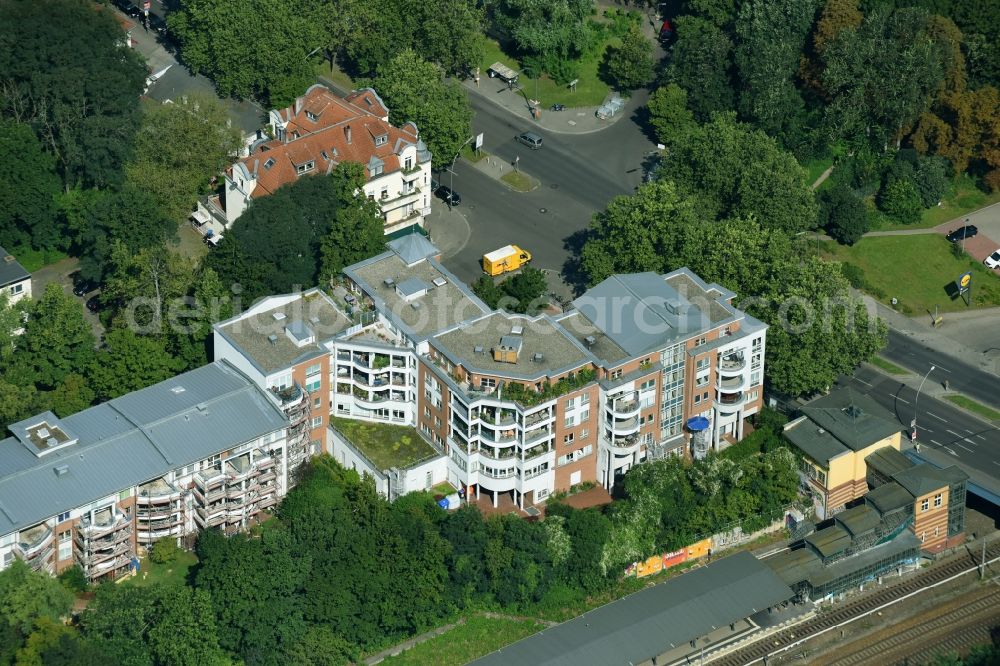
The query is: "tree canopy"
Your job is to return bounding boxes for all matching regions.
[0,120,62,252]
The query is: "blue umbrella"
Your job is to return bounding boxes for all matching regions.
[686,416,710,432]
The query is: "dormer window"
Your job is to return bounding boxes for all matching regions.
[371,164,383,176]
[306,111,317,122]
[404,156,413,170]
[296,161,315,174]
[368,155,384,177]
[263,158,275,171]
[375,134,388,146]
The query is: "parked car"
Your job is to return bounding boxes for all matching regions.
[85,296,102,313]
[72,273,98,297]
[516,131,543,150]
[946,225,978,242]
[985,249,1000,270]
[435,185,461,206]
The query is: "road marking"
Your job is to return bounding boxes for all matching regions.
[966,429,976,434]
[956,443,975,453]
[978,435,988,442]
[946,448,958,456]
[855,377,873,387]
[935,364,951,373]
[894,395,910,404]
[927,412,946,422]
[930,439,942,447]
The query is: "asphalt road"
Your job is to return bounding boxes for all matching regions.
[440,92,657,286]
[836,367,1000,495]
[883,329,1000,410]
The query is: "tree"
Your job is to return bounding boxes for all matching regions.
[913,156,950,207]
[99,242,197,329]
[0,120,62,251]
[15,617,107,666]
[168,0,324,106]
[799,0,863,97]
[605,26,654,91]
[0,560,73,636]
[366,50,474,165]
[317,163,385,284]
[818,184,869,244]
[126,95,242,222]
[0,380,36,432]
[287,625,355,666]
[734,0,820,141]
[9,284,95,391]
[580,179,701,284]
[46,374,96,418]
[877,176,923,224]
[646,84,697,148]
[149,538,181,564]
[0,0,146,189]
[663,114,819,234]
[661,16,735,121]
[822,9,947,148]
[475,268,550,314]
[88,328,185,402]
[411,0,486,76]
[493,0,596,79]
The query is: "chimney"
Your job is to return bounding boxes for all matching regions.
[344,125,352,144]
[295,96,303,116]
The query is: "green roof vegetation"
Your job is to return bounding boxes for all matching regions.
[331,417,438,470]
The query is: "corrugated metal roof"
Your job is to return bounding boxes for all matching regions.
[470,551,794,666]
[0,361,288,536]
[834,505,881,538]
[865,446,915,479]
[805,525,852,558]
[865,481,915,514]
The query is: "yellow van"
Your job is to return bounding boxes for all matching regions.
[482,245,532,276]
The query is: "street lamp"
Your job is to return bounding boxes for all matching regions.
[446,135,476,210]
[913,365,936,442]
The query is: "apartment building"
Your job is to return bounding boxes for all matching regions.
[215,236,768,507]
[200,85,433,236]
[0,362,291,583]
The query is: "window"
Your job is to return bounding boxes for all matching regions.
[750,372,761,387]
[640,379,655,391]
[375,134,388,146]
[263,157,275,171]
[380,187,389,199]
[119,489,130,501]
[57,511,70,523]
[404,157,413,170]
[296,161,315,174]
[564,415,574,428]
[305,377,322,392]
[565,397,575,410]
[306,363,321,375]
[311,416,323,428]
[563,433,574,445]
[920,531,926,543]
[934,493,943,507]
[696,375,709,387]
[481,377,497,389]
[921,498,929,511]
[580,408,590,422]
[10,283,23,295]
[580,428,589,439]
[695,336,707,346]
[434,417,442,428]
[934,526,940,537]
[313,396,321,409]
[57,531,72,561]
[610,369,623,380]
[371,164,383,176]
[694,394,702,405]
[696,358,710,371]
[424,406,431,418]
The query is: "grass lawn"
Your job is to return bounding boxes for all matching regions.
[821,235,1000,314]
[431,481,456,496]
[9,247,69,272]
[478,38,615,108]
[380,615,546,666]
[872,175,1000,231]
[945,395,1000,422]
[802,157,833,189]
[501,171,535,192]
[331,417,438,470]
[127,550,198,589]
[461,145,488,163]
[314,60,355,92]
[870,357,909,375]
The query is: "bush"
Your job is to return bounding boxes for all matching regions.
[149,538,181,564]
[819,184,869,244]
[840,262,868,290]
[58,565,89,593]
[878,177,923,224]
[913,156,950,208]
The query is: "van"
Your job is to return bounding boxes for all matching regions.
[482,245,532,276]
[516,132,543,150]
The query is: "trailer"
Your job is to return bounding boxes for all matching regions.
[487,61,520,87]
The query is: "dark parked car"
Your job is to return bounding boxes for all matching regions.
[946,225,978,242]
[435,185,461,206]
[71,271,98,297]
[85,296,102,313]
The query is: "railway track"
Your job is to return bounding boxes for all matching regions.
[707,541,1000,665]
[815,586,1000,665]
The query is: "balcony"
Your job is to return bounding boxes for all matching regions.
[137,504,180,520]
[521,446,553,463]
[479,447,517,462]
[258,495,278,510]
[607,415,640,436]
[717,391,745,406]
[76,525,131,552]
[137,524,183,542]
[78,508,129,539]
[607,395,640,417]
[192,484,225,504]
[525,428,552,445]
[522,466,551,481]
[607,434,640,453]
[717,374,746,391]
[225,455,255,481]
[80,540,131,566]
[137,478,182,505]
[195,468,226,489]
[719,354,746,373]
[270,383,305,408]
[524,410,552,427]
[17,523,53,558]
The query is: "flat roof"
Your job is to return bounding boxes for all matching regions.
[216,290,351,374]
[784,416,849,465]
[765,547,823,587]
[556,311,630,364]
[345,251,488,340]
[470,551,794,666]
[330,417,438,470]
[433,312,592,380]
[893,463,968,498]
[801,388,902,452]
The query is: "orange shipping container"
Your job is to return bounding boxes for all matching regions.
[636,555,663,578]
[662,549,687,569]
[686,538,712,560]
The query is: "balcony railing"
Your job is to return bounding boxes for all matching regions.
[17,524,53,557]
[525,428,552,445]
[78,511,129,539]
[479,448,517,462]
[717,374,745,391]
[608,396,640,417]
[521,446,553,463]
[524,410,552,427]
[718,391,745,405]
[719,355,746,372]
[608,434,639,451]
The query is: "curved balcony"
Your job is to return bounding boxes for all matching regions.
[270,383,305,408]
[78,509,129,539]
[477,470,518,493]
[524,427,553,445]
[137,478,182,505]
[606,433,640,454]
[520,446,554,464]
[607,395,640,418]
[716,391,746,414]
[137,505,181,520]
[137,525,183,542]
[478,448,518,465]
[607,415,640,437]
[717,374,746,392]
[17,523,53,558]
[718,354,746,374]
[524,409,553,428]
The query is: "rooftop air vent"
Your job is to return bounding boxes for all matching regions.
[46,437,57,447]
[272,312,286,321]
[818,428,825,435]
[36,427,50,439]
[3,255,14,263]
[511,325,524,336]
[384,278,395,287]
[584,335,596,346]
[268,334,279,345]
[843,405,864,420]
[196,403,209,413]
[170,386,185,394]
[532,353,544,362]
[474,346,484,354]
[54,465,69,477]
[433,277,447,287]
[411,302,421,310]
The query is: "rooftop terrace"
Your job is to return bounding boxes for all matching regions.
[331,417,439,471]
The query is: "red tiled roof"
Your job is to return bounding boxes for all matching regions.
[236,86,419,198]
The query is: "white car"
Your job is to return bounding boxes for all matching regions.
[986,249,1000,270]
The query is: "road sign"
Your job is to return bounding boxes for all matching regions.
[474,133,483,150]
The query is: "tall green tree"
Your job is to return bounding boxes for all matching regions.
[818,183,870,244]
[605,26,655,91]
[318,163,385,284]
[9,284,95,391]
[411,0,486,76]
[169,0,325,106]
[0,0,146,189]
[493,0,596,77]
[366,50,474,164]
[88,329,185,402]
[0,560,73,636]
[0,120,62,251]
[661,16,736,121]
[646,84,698,148]
[126,95,242,222]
